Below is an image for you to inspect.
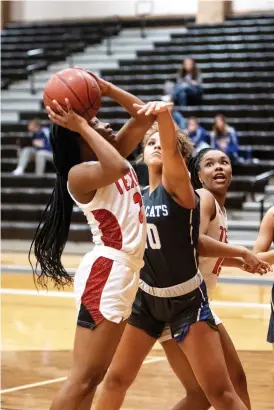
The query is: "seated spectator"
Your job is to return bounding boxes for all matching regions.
[12,119,52,176]
[185,117,210,153]
[164,58,202,105]
[210,114,240,163]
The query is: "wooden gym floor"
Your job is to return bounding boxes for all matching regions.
[1,252,274,409]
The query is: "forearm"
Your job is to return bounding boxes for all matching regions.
[157,110,177,152]
[198,235,246,258]
[79,123,127,171]
[223,257,245,269]
[255,250,274,264]
[107,83,144,117]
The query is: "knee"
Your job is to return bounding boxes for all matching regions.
[36,150,44,158]
[185,390,210,410]
[103,369,134,392]
[68,368,107,396]
[205,384,236,406]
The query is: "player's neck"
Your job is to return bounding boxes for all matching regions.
[213,192,226,209]
[148,172,162,194]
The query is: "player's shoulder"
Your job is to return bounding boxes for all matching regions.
[196,188,216,219]
[196,188,215,203]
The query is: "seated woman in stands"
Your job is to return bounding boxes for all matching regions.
[164,58,202,105]
[210,114,240,164]
[12,118,52,176]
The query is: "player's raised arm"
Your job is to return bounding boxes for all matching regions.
[135,101,196,209]
[47,99,129,194]
[82,70,155,157]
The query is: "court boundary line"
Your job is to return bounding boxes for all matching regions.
[0,288,271,309]
[2,264,273,286]
[0,356,165,394]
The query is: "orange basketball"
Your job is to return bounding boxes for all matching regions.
[43,68,101,121]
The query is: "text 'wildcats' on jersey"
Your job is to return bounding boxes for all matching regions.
[140,184,200,288]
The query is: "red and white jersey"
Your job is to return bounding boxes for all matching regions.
[199,199,228,294]
[68,162,146,272]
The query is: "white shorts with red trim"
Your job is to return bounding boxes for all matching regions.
[74,251,140,329]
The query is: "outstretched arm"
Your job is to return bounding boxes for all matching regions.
[84,70,155,158]
[198,189,271,274]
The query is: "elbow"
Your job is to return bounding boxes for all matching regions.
[116,159,131,179]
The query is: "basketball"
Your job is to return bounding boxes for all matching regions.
[43,68,102,120]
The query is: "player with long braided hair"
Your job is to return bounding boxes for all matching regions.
[29,72,156,410]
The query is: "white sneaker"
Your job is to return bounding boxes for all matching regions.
[12,167,23,175]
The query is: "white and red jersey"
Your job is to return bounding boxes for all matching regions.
[68,162,146,272]
[199,199,228,295]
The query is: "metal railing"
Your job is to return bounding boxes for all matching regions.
[26,48,45,94]
[100,15,122,55]
[251,170,274,221]
[135,0,154,38]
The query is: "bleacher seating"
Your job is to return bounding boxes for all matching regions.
[1,13,274,241]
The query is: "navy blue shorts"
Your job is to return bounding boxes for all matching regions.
[128,281,217,342]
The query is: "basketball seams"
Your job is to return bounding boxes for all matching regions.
[79,69,93,109]
[56,73,87,112]
[43,68,101,120]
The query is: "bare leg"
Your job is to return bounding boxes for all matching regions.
[179,322,247,410]
[218,324,251,409]
[94,324,156,410]
[162,338,210,410]
[50,320,125,410]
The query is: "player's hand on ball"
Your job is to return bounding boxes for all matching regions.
[133,101,174,116]
[75,67,111,96]
[46,99,87,132]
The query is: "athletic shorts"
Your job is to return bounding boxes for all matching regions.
[159,307,221,343]
[128,281,217,343]
[267,286,274,343]
[74,251,139,329]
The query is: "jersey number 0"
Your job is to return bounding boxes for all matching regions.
[146,223,161,249]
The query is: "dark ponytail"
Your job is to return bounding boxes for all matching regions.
[29,125,81,288]
[188,148,213,189]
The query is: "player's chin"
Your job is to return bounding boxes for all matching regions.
[211,181,229,192]
[148,157,162,168]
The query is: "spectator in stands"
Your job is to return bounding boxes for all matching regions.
[12,119,52,176]
[164,58,202,106]
[172,109,186,129]
[185,117,210,153]
[210,114,240,163]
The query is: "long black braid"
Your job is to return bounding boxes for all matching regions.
[188,148,214,189]
[29,124,81,288]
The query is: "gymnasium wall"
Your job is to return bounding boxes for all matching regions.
[9,0,274,23]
